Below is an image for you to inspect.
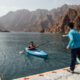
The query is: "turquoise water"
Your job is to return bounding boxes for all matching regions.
[0,32,70,80]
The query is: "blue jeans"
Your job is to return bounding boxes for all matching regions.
[70,48,80,71]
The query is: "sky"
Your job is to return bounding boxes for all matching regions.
[0,0,80,16]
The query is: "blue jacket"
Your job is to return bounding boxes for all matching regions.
[66,29,80,49]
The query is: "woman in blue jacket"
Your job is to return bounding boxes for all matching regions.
[62,22,80,73]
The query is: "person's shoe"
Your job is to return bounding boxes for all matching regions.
[67,69,74,73]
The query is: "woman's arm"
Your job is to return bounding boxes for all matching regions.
[67,33,74,48]
[62,34,69,37]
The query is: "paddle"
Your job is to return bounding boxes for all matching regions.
[38,41,50,47]
[19,50,24,54]
[19,41,50,54]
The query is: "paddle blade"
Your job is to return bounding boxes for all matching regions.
[19,50,24,54]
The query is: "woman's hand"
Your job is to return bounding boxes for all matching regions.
[66,46,70,50]
[62,35,66,37]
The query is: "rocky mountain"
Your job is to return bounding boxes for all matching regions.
[0,22,9,32]
[0,4,80,32]
[0,9,51,32]
[45,8,80,33]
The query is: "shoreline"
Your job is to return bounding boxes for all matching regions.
[13,64,80,80]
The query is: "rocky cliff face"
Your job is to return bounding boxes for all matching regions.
[45,8,80,33]
[0,4,80,32]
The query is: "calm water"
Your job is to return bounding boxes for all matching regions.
[0,32,70,80]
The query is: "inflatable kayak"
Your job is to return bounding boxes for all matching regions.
[25,47,48,58]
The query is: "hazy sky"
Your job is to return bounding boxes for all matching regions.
[0,0,80,16]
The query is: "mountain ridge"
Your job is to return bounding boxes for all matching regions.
[0,4,80,32]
